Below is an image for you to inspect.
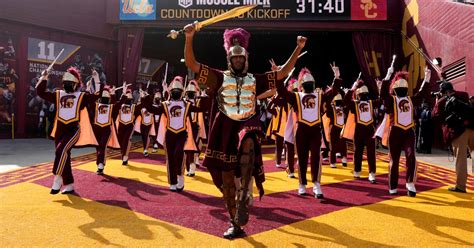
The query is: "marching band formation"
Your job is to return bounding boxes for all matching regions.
[35,24,432,239]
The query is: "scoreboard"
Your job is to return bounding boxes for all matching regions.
[120,0,387,21]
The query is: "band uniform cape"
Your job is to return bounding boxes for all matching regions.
[92,102,120,149]
[188,98,208,146]
[50,90,98,147]
[266,101,288,140]
[284,107,298,145]
[156,100,198,152]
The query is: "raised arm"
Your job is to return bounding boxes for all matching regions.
[81,83,103,109]
[184,24,201,74]
[343,87,356,114]
[276,36,306,80]
[275,79,297,107]
[110,86,117,105]
[322,63,342,103]
[112,94,127,119]
[378,64,395,109]
[35,70,56,103]
[412,67,432,105]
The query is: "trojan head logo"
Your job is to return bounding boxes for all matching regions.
[302,95,316,109]
[399,99,411,112]
[99,105,109,114]
[143,110,150,117]
[121,105,131,114]
[336,108,344,117]
[170,105,183,117]
[60,95,76,109]
[359,102,370,113]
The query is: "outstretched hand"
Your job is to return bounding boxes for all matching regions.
[330,62,340,79]
[269,58,281,71]
[297,36,307,49]
[184,23,196,38]
[424,66,431,82]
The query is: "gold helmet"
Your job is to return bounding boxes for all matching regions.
[392,78,408,89]
[169,76,184,91]
[224,28,250,74]
[101,90,110,98]
[228,44,247,59]
[185,83,198,92]
[332,94,342,102]
[298,68,315,84]
[301,73,315,84]
[356,86,369,95]
[62,72,80,84]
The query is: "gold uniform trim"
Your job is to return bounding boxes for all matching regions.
[393,96,415,130]
[94,103,113,127]
[164,101,190,134]
[295,92,322,127]
[333,105,344,129]
[355,100,374,126]
[119,104,135,125]
[55,91,84,124]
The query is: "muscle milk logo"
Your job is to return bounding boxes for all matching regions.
[179,0,193,8]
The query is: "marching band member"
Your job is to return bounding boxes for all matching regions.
[184,80,207,177]
[134,89,157,157]
[151,91,163,153]
[116,87,141,165]
[342,80,379,184]
[324,93,348,168]
[89,85,120,174]
[151,76,205,191]
[266,94,288,169]
[377,66,431,196]
[277,65,342,198]
[283,78,299,178]
[36,67,101,194]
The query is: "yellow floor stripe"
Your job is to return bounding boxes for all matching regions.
[0,183,231,247]
[243,186,474,247]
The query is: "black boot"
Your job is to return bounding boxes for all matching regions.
[223,223,245,239]
[50,189,60,195]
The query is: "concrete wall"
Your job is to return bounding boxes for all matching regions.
[402,0,473,94]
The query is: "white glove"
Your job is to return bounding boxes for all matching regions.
[424,66,431,83]
[384,67,394,81]
[351,81,358,91]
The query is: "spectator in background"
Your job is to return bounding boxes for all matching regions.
[419,102,433,154]
[433,81,473,193]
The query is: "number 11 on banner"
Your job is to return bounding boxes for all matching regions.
[37,41,57,60]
